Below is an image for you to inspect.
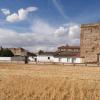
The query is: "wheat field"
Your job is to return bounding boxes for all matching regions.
[0,63,100,100]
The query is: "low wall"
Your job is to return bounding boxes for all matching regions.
[11,56,25,61]
[0,57,11,61]
[0,57,25,64]
[0,57,83,65]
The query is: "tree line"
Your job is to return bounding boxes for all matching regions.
[0,48,14,57]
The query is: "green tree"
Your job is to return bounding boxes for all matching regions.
[38,50,44,55]
[0,49,14,57]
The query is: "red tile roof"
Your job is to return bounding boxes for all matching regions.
[58,45,80,49]
[54,53,80,58]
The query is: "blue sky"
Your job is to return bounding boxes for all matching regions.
[0,0,100,51]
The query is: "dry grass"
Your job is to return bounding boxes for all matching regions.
[0,63,100,100]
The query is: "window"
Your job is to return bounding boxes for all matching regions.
[34,58,37,62]
[48,57,50,60]
[72,58,76,63]
[74,49,79,52]
[67,58,70,62]
[68,49,72,52]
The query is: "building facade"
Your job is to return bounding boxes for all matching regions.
[80,23,100,63]
[9,48,27,56]
[36,52,82,63]
[9,48,36,57]
[58,45,80,53]
[36,45,82,63]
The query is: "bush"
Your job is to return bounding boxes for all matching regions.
[38,50,44,55]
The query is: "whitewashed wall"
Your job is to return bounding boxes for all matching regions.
[75,58,82,63]
[29,57,35,61]
[37,55,54,62]
[61,58,71,63]
[60,57,82,63]
[53,57,72,63]
[36,56,82,63]
[0,57,11,61]
[53,58,59,62]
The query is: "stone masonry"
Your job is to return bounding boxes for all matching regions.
[80,23,100,63]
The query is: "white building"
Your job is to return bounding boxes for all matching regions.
[36,52,82,63]
[36,52,54,62]
[54,57,82,63]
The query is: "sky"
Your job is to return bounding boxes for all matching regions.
[0,0,100,52]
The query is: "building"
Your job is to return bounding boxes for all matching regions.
[58,45,80,53]
[36,52,82,63]
[9,48,36,57]
[54,53,81,63]
[36,45,82,63]
[80,23,100,63]
[0,47,36,63]
[36,52,55,62]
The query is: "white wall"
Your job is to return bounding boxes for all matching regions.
[0,57,11,61]
[0,56,82,63]
[53,57,82,63]
[53,58,59,62]
[75,58,82,63]
[53,57,72,63]
[37,55,54,62]
[28,57,35,61]
[36,56,82,63]
[61,58,72,63]
[29,55,82,63]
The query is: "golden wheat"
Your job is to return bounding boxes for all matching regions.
[0,63,100,100]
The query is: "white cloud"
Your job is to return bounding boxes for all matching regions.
[6,7,38,23]
[6,13,19,23]
[32,19,55,34]
[54,23,80,39]
[68,24,80,39]
[54,26,68,37]
[0,19,80,51]
[1,9,10,15]
[0,27,57,51]
[26,7,37,12]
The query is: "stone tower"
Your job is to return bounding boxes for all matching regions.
[80,23,100,63]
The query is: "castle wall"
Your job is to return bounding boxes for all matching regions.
[80,23,100,63]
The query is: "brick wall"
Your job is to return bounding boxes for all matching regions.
[80,23,100,63]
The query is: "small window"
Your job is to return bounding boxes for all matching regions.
[72,58,76,63]
[48,57,50,60]
[67,58,70,62]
